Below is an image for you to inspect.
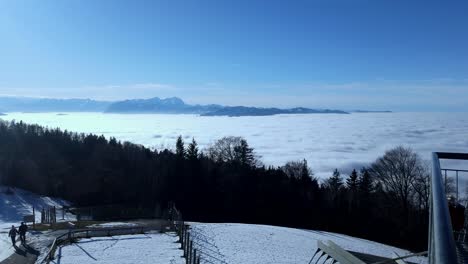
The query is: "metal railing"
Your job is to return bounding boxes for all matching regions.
[429,152,468,264]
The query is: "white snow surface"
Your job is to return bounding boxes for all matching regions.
[0,185,74,262]
[189,223,428,264]
[52,233,184,264]
[87,222,138,228]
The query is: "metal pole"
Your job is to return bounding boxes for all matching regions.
[456,170,459,202]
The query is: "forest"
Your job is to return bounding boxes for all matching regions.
[0,120,429,251]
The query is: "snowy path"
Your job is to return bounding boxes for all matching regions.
[52,232,184,264]
[0,186,74,262]
[190,223,428,264]
[0,243,39,264]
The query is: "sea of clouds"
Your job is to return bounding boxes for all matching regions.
[2,112,468,179]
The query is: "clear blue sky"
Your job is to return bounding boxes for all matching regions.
[0,0,467,111]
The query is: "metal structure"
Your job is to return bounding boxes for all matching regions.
[429,152,468,264]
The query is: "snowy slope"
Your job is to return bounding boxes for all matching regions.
[52,233,184,264]
[0,185,74,262]
[190,223,428,264]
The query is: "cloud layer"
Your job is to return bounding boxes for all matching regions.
[3,112,468,180]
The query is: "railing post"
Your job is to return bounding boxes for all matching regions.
[185,232,190,259]
[180,225,185,249]
[188,240,193,264]
[430,152,459,264]
[193,248,197,264]
[456,170,459,202]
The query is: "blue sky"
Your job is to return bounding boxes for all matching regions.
[0,0,467,111]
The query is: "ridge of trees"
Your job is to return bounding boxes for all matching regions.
[0,121,429,251]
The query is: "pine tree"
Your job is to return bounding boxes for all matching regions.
[358,167,373,195]
[346,169,359,213]
[346,169,358,191]
[235,139,255,166]
[186,138,199,160]
[300,159,310,181]
[326,168,343,191]
[175,135,185,157]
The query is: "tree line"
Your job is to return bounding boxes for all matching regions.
[0,120,429,251]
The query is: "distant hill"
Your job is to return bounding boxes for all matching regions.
[201,106,348,116]
[0,97,111,112]
[351,110,392,113]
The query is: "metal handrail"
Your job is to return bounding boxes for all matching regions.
[429,152,468,264]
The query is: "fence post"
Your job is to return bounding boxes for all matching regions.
[185,232,190,258]
[193,249,197,264]
[188,240,192,264]
[32,206,35,229]
[180,225,185,249]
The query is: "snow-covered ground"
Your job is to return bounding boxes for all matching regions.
[87,222,138,228]
[190,223,428,264]
[0,185,75,262]
[51,233,184,264]
[0,185,428,264]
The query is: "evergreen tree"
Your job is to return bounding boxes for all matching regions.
[358,167,373,195]
[346,169,359,213]
[325,168,344,191]
[300,159,311,181]
[175,135,185,157]
[186,138,199,160]
[234,138,255,167]
[346,169,359,191]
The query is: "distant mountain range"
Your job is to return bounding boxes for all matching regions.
[104,97,224,114]
[0,96,390,116]
[0,97,110,112]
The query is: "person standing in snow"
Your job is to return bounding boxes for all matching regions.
[19,222,28,244]
[8,225,18,246]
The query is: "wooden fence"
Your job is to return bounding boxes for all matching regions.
[177,222,201,264]
[171,205,227,264]
[41,206,57,224]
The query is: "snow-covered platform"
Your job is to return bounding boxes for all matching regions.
[51,232,184,264]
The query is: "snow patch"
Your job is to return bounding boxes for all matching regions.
[87,222,138,228]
